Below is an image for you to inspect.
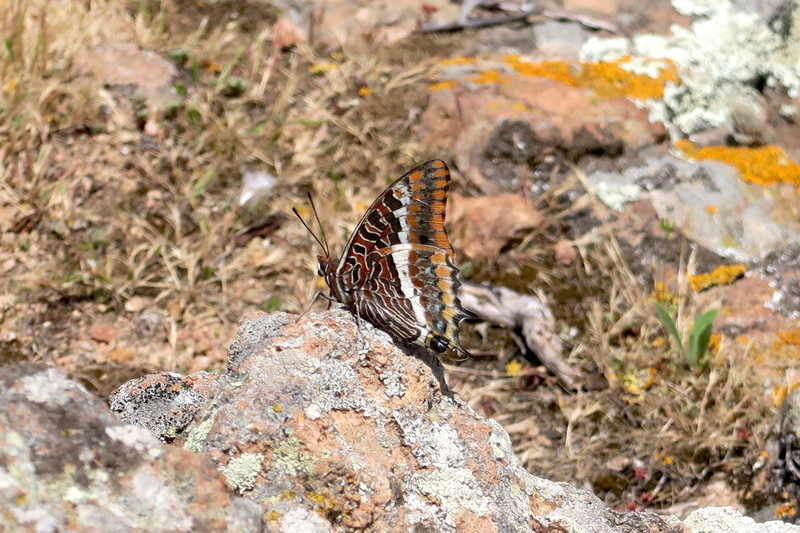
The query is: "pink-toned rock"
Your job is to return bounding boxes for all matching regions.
[448,192,544,259]
[111,310,688,532]
[562,0,620,15]
[420,66,666,192]
[74,42,179,110]
[285,0,459,47]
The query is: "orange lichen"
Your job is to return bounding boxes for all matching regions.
[773,382,800,407]
[468,69,510,84]
[358,87,372,96]
[689,264,746,292]
[778,330,800,345]
[777,502,797,520]
[705,205,719,215]
[430,80,457,92]
[652,281,677,303]
[204,60,223,73]
[441,56,478,65]
[644,367,658,389]
[504,55,680,100]
[677,140,800,187]
[709,333,722,352]
[773,385,789,407]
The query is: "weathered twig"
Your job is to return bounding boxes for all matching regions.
[540,9,617,32]
[459,280,580,389]
[421,1,616,33]
[422,1,539,33]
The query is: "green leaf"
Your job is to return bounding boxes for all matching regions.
[655,302,685,357]
[172,82,188,97]
[687,309,719,369]
[192,168,216,198]
[169,49,189,66]
[214,46,246,93]
[190,58,201,82]
[5,38,15,62]
[294,119,328,127]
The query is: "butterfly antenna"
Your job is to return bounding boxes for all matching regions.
[307,192,330,256]
[292,204,327,254]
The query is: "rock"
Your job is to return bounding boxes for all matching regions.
[74,42,179,111]
[562,0,620,16]
[420,55,667,193]
[759,245,800,320]
[107,309,798,532]
[585,153,800,263]
[447,193,544,259]
[0,364,260,532]
[533,21,592,59]
[109,371,220,442]
[271,0,459,47]
[747,389,800,523]
[582,0,800,143]
[112,310,680,532]
[4,311,799,531]
[684,506,800,532]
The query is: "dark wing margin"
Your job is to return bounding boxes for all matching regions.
[337,160,453,274]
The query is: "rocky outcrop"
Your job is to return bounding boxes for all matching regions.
[112,310,684,532]
[3,310,798,532]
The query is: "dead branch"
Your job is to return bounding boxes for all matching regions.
[459,280,580,390]
[421,1,617,33]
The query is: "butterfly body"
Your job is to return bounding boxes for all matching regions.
[304,160,472,357]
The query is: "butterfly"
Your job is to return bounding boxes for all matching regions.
[294,159,472,357]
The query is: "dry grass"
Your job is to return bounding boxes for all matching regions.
[0,0,774,511]
[0,0,457,375]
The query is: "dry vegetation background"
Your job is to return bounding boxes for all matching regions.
[0,0,779,512]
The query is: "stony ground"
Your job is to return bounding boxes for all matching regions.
[2,0,800,519]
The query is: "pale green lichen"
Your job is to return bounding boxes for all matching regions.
[274,436,316,476]
[220,453,263,493]
[184,416,214,453]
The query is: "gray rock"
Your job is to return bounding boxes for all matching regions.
[0,364,260,532]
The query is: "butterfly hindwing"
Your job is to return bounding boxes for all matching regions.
[327,160,471,356]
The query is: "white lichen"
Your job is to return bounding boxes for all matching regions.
[106,425,162,460]
[581,0,800,138]
[591,181,642,211]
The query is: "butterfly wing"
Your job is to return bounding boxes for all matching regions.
[334,159,472,356]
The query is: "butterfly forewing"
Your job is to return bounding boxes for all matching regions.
[323,159,471,356]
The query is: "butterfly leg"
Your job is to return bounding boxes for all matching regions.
[351,301,369,352]
[299,290,335,317]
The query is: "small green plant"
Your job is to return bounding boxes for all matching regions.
[265,296,282,312]
[659,218,676,237]
[655,303,719,369]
